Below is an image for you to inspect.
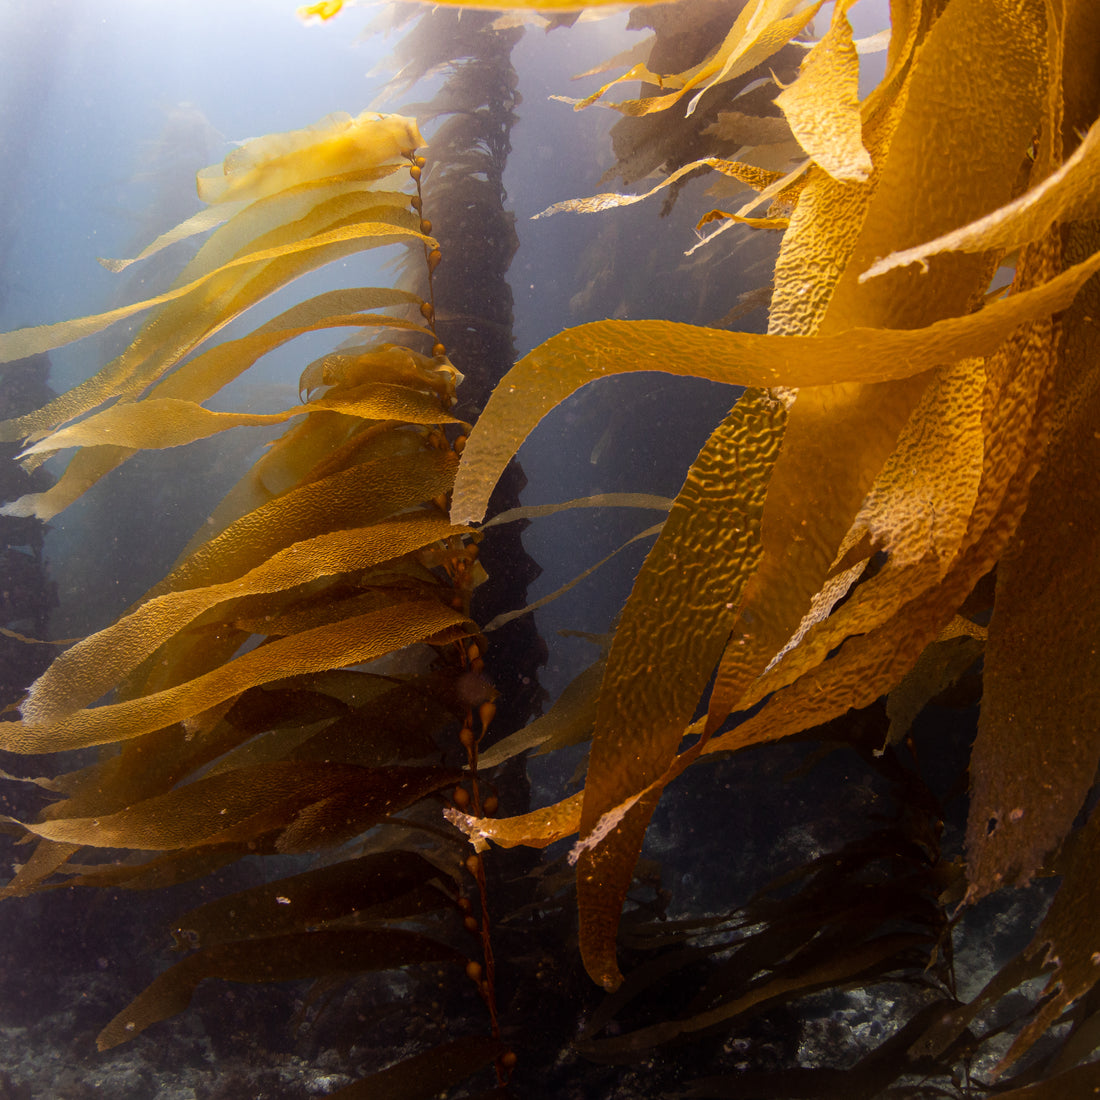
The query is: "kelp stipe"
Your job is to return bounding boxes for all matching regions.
[0,109,521,1093]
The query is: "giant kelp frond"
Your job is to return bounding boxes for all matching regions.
[0,108,507,1089]
[454,4,1100,1073]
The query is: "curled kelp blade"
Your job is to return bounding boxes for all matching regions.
[450,246,1100,525]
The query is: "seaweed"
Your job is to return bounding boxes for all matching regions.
[2,0,1100,1095]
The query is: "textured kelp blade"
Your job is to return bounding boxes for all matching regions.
[736,357,986,709]
[1,600,469,752]
[96,927,464,1050]
[17,761,459,850]
[819,0,1045,335]
[701,373,932,739]
[574,391,785,990]
[700,241,1060,760]
[966,229,1100,897]
[174,850,452,947]
[21,516,468,725]
[326,1036,505,1100]
[862,116,1100,281]
[450,246,1100,525]
[774,0,872,182]
[701,0,1048,736]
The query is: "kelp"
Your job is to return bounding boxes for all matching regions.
[0,105,512,1093]
[448,0,1100,1080]
[5,0,1100,1095]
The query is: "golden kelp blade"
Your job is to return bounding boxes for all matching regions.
[18,387,459,459]
[576,391,785,990]
[774,0,871,182]
[446,792,584,852]
[533,156,791,221]
[21,515,470,726]
[196,111,421,205]
[861,115,1100,280]
[449,247,1100,525]
[1,600,470,753]
[568,0,823,117]
[0,112,427,447]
